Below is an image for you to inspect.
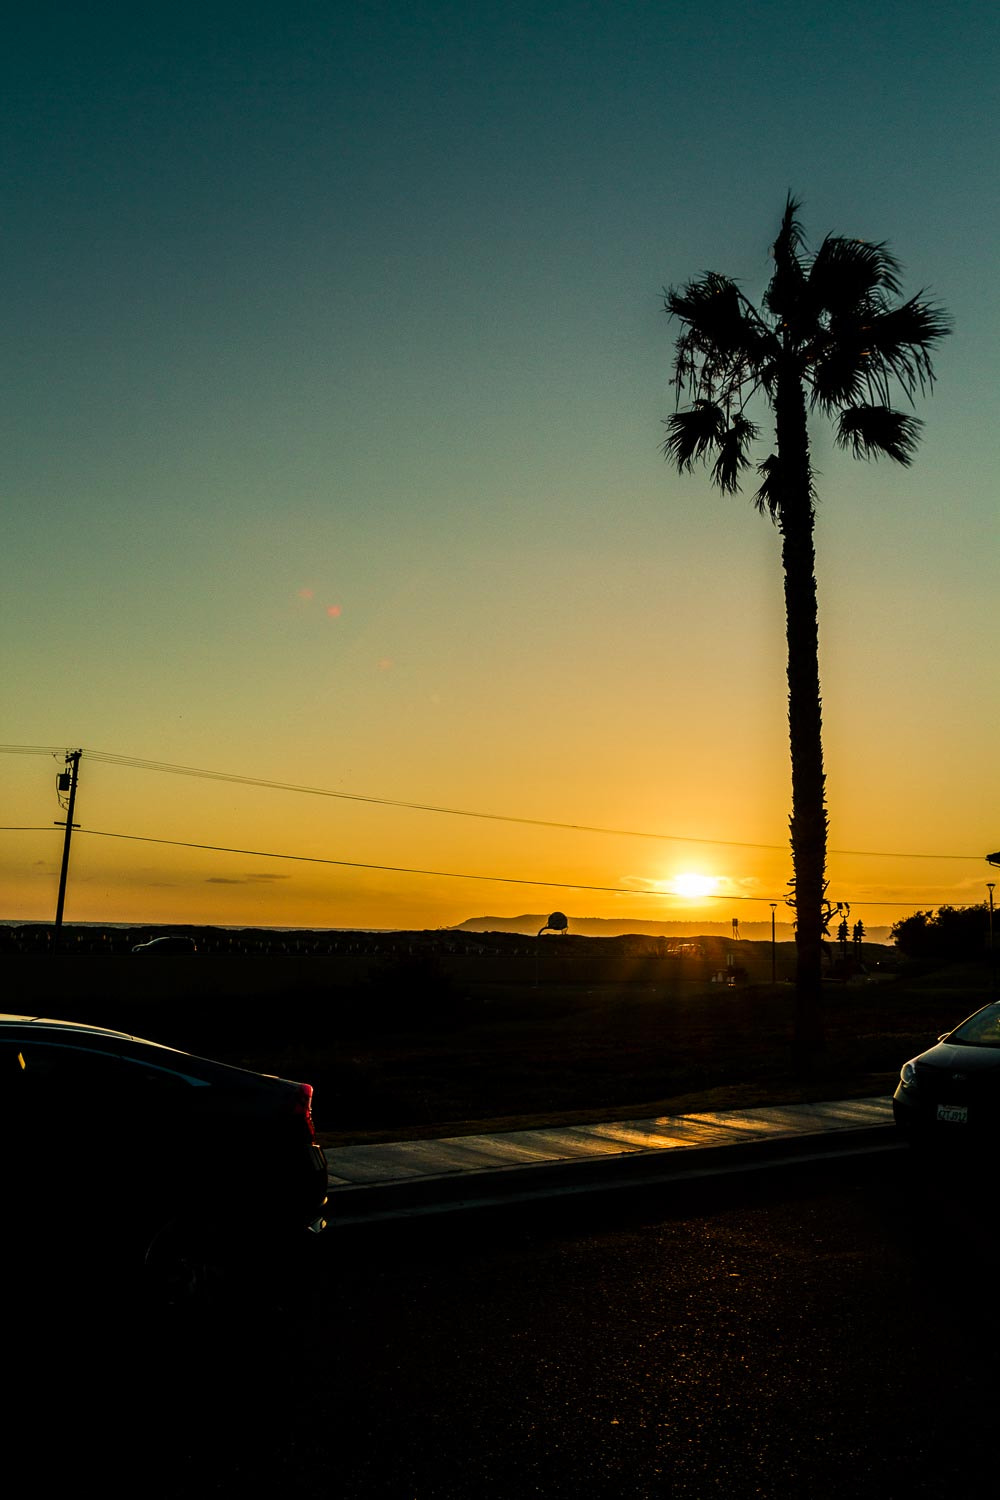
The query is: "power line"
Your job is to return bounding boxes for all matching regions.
[81,826,731,898]
[8,744,788,851]
[0,745,65,756]
[0,743,987,862]
[1,823,976,909]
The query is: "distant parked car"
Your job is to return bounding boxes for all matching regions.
[1,1014,327,1301]
[893,999,1000,1145]
[131,934,198,953]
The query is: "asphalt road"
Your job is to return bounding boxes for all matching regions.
[15,1151,997,1498]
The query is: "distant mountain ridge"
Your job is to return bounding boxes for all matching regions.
[453,913,893,944]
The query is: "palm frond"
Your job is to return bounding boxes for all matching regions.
[662,403,758,494]
[774,195,808,262]
[806,288,949,411]
[807,336,871,412]
[711,412,759,494]
[661,401,728,472]
[753,453,782,521]
[764,195,808,323]
[807,235,903,313]
[859,295,952,396]
[666,275,774,400]
[666,273,745,349]
[836,405,923,464]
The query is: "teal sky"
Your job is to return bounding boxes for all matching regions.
[2,1,997,929]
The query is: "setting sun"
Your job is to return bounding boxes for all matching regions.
[669,872,719,900]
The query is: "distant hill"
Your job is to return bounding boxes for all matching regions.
[453,913,893,944]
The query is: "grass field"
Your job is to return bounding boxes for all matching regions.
[288,966,991,1145]
[11,935,991,1144]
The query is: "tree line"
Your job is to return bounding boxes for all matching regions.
[890,904,994,961]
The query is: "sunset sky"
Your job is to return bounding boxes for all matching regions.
[2,1,997,933]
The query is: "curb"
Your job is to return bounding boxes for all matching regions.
[328,1123,902,1226]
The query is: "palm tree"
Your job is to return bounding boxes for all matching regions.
[663,199,949,1057]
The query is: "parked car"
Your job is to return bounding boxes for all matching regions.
[893,998,1000,1144]
[131,934,198,953]
[1,1014,327,1301]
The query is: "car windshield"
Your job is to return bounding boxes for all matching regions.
[948,1004,1000,1048]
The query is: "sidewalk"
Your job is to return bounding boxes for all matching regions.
[325,1096,898,1224]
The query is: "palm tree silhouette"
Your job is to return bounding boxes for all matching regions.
[663,198,949,1056]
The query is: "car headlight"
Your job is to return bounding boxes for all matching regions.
[899,1059,918,1088]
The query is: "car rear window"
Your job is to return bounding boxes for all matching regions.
[5,1041,200,1092]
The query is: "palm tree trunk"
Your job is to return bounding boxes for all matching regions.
[775,365,827,1059]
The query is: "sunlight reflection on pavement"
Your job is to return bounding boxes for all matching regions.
[325,1097,896,1215]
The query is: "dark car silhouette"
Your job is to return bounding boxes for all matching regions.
[2,1014,327,1301]
[131,935,198,953]
[894,998,1000,1144]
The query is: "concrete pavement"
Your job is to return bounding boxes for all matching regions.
[325,1096,898,1224]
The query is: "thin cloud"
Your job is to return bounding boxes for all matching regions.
[619,874,766,900]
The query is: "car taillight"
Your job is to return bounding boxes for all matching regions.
[293,1082,316,1138]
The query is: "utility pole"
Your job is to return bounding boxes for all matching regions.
[54,749,82,939]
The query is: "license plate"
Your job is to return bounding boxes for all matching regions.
[936,1104,968,1124]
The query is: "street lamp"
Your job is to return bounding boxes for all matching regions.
[988,883,996,997]
[770,902,777,985]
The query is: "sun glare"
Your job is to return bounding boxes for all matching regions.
[670,872,718,899]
